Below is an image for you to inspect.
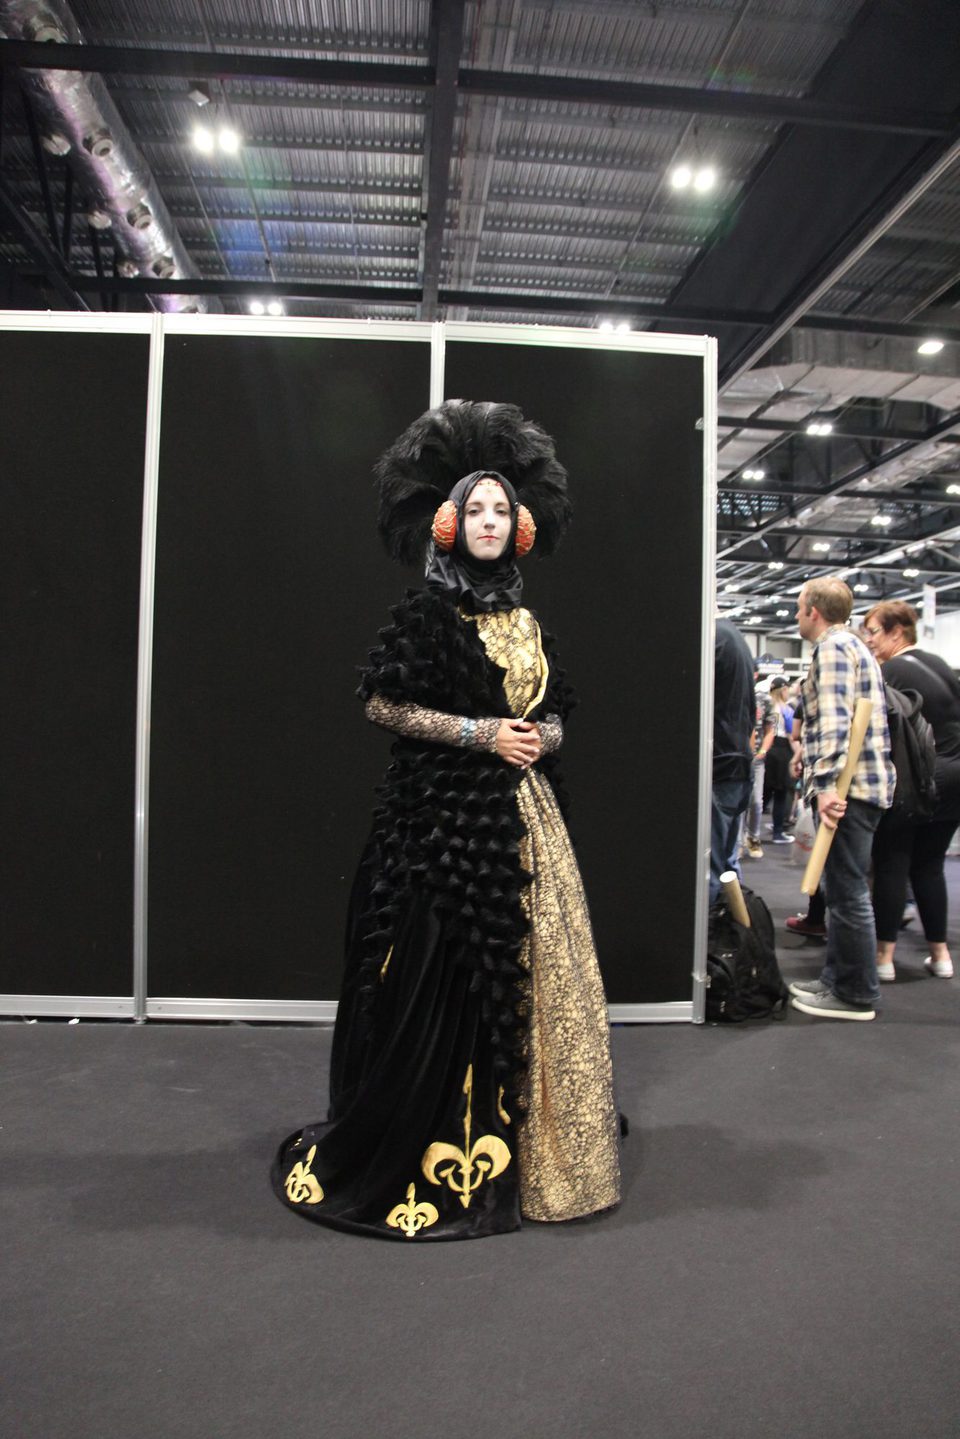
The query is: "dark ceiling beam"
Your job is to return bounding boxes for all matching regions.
[1,40,953,136]
[420,0,466,321]
[717,414,953,443]
[720,485,960,509]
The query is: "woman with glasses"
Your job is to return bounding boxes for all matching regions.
[862,602,960,982]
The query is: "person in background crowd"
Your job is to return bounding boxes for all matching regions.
[742,673,775,859]
[789,578,894,1021]
[765,676,796,844]
[785,695,827,938]
[863,601,959,981]
[711,618,755,903]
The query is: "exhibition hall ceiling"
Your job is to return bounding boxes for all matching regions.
[1,0,959,625]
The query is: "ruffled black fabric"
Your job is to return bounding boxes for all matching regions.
[271,588,574,1240]
[351,587,573,1103]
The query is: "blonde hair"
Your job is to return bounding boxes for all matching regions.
[800,578,853,625]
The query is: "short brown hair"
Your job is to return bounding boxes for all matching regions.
[865,600,918,645]
[800,577,853,625]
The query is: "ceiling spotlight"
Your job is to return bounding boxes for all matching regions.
[693,166,717,192]
[871,514,892,527]
[218,127,241,153]
[248,300,265,315]
[192,124,215,153]
[767,561,784,571]
[746,615,761,624]
[752,467,766,480]
[742,468,764,481]
[812,541,831,552]
[853,583,870,593]
[903,567,920,578]
[598,320,614,333]
[723,583,739,592]
[615,322,630,334]
[670,165,693,190]
[917,339,944,356]
[806,420,834,436]
[945,483,960,496]
[776,609,790,618]
[266,300,284,316]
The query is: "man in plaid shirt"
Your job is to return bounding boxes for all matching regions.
[789,578,894,1021]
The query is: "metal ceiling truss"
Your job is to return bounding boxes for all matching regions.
[1,39,952,138]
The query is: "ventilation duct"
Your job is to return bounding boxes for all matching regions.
[0,0,215,312]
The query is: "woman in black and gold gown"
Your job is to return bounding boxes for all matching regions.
[272,400,621,1240]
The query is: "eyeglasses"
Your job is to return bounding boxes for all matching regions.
[862,625,883,638]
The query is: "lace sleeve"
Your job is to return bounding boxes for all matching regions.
[365,694,500,752]
[537,715,564,755]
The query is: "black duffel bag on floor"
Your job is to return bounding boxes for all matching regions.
[707,887,789,1023]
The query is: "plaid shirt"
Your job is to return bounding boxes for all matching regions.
[801,625,894,808]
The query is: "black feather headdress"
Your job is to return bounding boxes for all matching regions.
[374,399,572,565]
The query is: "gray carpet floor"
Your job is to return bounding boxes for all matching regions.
[3,848,959,1439]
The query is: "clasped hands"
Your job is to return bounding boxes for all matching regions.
[495,718,541,769]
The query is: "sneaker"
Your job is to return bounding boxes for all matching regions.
[790,990,876,1021]
[746,837,764,859]
[788,978,831,998]
[786,914,826,937]
[924,955,954,979]
[876,961,896,982]
[770,833,795,844]
[900,902,917,929]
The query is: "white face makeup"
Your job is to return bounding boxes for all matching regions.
[462,479,513,560]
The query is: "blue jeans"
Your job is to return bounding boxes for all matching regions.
[819,797,883,1005]
[710,776,752,904]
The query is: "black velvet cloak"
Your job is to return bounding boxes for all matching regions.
[272,586,574,1240]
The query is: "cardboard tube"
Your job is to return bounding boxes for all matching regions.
[719,871,751,928]
[801,696,874,896]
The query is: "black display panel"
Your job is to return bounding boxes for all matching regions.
[1,329,149,997]
[149,335,429,999]
[445,340,706,1003]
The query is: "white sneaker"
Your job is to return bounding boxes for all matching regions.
[924,955,954,979]
[876,962,896,982]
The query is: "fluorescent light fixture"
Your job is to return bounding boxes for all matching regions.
[192,124,214,153]
[218,127,241,153]
[248,300,265,315]
[870,514,892,527]
[670,165,692,190]
[917,339,944,356]
[903,568,920,578]
[266,300,284,316]
[693,166,717,192]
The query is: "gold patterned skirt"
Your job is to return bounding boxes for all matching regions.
[515,769,621,1221]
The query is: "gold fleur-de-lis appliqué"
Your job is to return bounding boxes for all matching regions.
[421,1064,511,1209]
[284,1143,324,1205]
[385,1183,439,1238]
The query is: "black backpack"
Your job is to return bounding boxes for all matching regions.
[885,683,937,823]
[707,888,788,1023]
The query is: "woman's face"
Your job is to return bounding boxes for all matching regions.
[863,616,901,662]
[462,479,513,560]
